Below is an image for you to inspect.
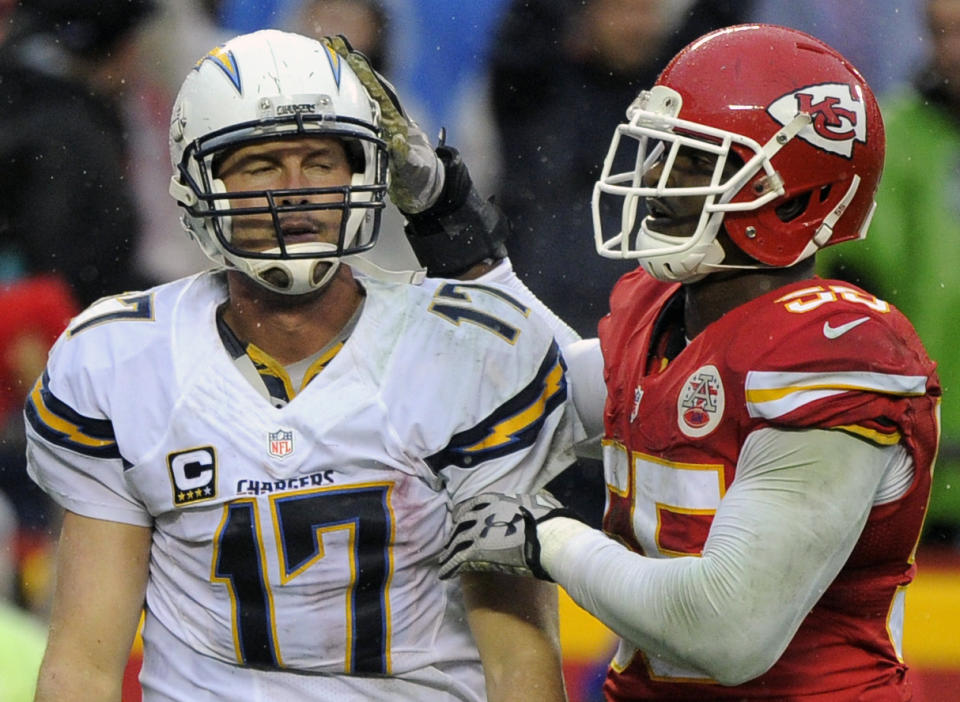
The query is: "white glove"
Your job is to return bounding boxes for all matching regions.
[438,492,576,580]
[322,35,444,214]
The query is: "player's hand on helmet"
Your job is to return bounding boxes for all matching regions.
[322,34,443,214]
[438,492,575,581]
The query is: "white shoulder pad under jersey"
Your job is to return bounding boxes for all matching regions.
[357,275,581,499]
[25,275,200,526]
[24,271,581,693]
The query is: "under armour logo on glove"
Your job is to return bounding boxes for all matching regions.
[481,512,524,538]
[438,492,575,581]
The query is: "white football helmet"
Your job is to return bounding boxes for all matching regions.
[169,29,388,294]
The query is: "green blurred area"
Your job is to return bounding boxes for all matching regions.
[817,91,960,545]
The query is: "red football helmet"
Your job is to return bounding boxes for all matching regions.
[592,24,885,282]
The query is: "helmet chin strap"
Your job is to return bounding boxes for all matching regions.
[240,242,341,295]
[345,255,426,284]
[638,230,727,283]
[636,208,728,283]
[647,240,726,283]
[792,174,862,264]
[232,246,428,294]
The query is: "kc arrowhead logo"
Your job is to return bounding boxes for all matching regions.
[768,83,867,158]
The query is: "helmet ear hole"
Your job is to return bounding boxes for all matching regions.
[775,191,812,223]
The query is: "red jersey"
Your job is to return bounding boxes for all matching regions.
[597,270,940,701]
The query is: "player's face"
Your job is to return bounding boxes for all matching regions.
[641,146,722,239]
[641,144,746,241]
[217,137,353,252]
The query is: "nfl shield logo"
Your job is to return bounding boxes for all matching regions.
[268,429,294,458]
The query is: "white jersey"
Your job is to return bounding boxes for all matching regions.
[26,271,582,701]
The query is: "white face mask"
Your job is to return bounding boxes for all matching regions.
[592,86,810,282]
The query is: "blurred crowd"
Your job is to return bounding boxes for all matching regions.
[0,0,954,698]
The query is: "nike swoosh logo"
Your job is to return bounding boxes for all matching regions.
[823,316,870,339]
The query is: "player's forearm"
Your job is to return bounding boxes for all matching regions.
[543,525,768,684]
[540,428,894,685]
[35,512,150,701]
[480,635,567,702]
[462,572,567,702]
[34,654,124,702]
[488,662,567,701]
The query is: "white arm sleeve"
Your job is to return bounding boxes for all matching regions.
[561,338,606,445]
[538,427,908,685]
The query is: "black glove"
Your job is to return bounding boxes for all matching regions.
[403,146,510,277]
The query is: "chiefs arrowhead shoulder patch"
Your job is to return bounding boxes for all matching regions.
[677,364,725,438]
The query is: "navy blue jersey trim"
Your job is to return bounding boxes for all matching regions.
[24,370,122,460]
[426,341,568,472]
